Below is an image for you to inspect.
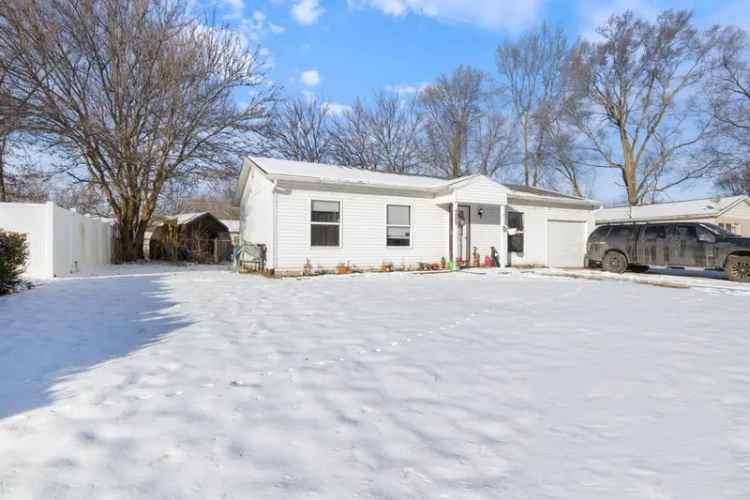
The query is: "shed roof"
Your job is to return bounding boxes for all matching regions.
[152,212,229,231]
[596,195,749,223]
[221,219,240,233]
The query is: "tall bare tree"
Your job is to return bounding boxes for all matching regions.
[707,27,750,195]
[419,66,510,178]
[0,0,276,260]
[472,112,515,178]
[267,95,332,163]
[329,99,379,169]
[364,92,423,173]
[329,92,423,173]
[565,10,720,205]
[497,23,569,187]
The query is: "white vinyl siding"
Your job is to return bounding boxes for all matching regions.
[274,184,448,272]
[506,199,596,267]
[240,167,276,266]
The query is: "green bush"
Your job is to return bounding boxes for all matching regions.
[0,230,29,295]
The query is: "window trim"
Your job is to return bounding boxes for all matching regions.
[310,199,342,248]
[385,203,413,248]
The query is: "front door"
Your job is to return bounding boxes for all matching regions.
[456,205,471,262]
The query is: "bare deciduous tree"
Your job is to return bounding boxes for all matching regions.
[707,27,750,195]
[419,66,511,178]
[565,10,719,205]
[329,93,423,173]
[472,112,515,178]
[497,23,569,187]
[267,95,332,163]
[329,99,379,169]
[420,66,486,178]
[0,0,277,260]
[364,93,423,173]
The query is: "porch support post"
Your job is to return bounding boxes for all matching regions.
[448,201,455,261]
[499,204,508,267]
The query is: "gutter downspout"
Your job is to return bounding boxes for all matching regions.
[272,179,279,272]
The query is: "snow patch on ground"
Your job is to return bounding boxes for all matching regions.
[1,267,749,498]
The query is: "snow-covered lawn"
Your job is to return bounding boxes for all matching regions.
[1,267,749,499]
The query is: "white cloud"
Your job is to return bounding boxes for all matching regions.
[385,82,430,96]
[347,0,541,32]
[324,101,353,116]
[291,0,325,25]
[300,69,321,87]
[575,0,660,41]
[237,10,286,41]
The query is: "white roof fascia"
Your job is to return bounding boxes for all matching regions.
[508,192,601,209]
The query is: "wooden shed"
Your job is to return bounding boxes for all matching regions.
[145,212,233,263]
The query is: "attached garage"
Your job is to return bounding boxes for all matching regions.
[503,185,601,269]
[547,220,587,268]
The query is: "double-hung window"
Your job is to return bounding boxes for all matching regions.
[311,200,340,247]
[386,205,411,247]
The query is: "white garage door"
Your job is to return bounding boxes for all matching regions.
[547,220,586,268]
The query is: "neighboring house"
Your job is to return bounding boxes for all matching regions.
[237,157,601,275]
[0,201,114,279]
[220,219,240,246]
[596,195,750,236]
[145,212,232,263]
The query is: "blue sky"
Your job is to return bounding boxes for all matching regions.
[204,0,749,202]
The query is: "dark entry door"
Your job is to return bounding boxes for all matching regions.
[456,205,471,262]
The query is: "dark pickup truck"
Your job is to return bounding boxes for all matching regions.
[585,222,750,282]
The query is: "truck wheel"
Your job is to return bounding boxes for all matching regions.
[602,251,628,274]
[726,255,750,282]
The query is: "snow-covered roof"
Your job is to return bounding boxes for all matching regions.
[174,212,209,225]
[249,156,450,190]
[503,183,587,201]
[221,219,240,233]
[242,157,597,207]
[153,212,229,231]
[597,195,749,223]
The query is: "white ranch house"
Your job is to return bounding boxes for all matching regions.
[238,157,601,275]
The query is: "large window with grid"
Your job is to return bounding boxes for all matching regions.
[311,200,340,247]
[386,205,411,247]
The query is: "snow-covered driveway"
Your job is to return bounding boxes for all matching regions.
[1,267,749,499]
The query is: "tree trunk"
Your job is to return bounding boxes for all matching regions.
[0,161,6,202]
[117,216,146,262]
[522,114,530,186]
[619,128,639,205]
[0,137,7,202]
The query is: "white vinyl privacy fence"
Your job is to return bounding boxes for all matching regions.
[0,202,113,279]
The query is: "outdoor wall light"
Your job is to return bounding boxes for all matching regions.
[477,208,484,219]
